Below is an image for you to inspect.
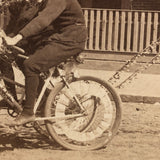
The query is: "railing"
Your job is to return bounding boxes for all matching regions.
[1,8,160,53]
[83,8,160,53]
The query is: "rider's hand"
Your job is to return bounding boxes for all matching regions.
[5,34,23,46]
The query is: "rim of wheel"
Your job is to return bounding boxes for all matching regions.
[45,77,122,150]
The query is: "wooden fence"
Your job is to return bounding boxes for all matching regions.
[1,8,160,53]
[83,8,160,53]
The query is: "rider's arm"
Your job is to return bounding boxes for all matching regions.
[19,0,66,38]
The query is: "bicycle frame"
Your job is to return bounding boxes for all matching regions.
[33,66,85,122]
[0,31,86,122]
[0,72,24,111]
[0,60,85,122]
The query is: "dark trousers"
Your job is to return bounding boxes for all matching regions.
[23,40,85,115]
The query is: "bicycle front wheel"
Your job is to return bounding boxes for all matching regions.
[44,76,122,150]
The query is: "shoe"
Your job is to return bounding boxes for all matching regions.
[7,114,35,127]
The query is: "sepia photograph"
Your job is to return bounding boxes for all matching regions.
[0,0,160,159]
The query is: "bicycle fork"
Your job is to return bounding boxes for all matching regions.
[57,68,86,113]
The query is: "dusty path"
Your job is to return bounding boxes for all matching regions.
[0,102,160,160]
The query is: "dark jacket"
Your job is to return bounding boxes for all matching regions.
[5,0,39,35]
[19,0,87,44]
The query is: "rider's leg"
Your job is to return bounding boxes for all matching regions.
[12,41,85,125]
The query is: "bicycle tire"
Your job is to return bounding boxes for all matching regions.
[44,76,122,150]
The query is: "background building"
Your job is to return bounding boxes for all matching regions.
[79,0,160,11]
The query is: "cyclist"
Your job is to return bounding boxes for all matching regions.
[0,0,42,103]
[3,0,87,126]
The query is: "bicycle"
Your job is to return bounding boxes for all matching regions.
[0,30,122,150]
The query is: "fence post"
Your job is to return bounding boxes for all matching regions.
[107,11,113,50]
[133,12,139,52]
[139,12,145,51]
[113,11,119,51]
[101,10,107,50]
[126,11,132,52]
[120,11,126,51]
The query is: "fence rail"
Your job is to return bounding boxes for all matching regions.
[1,8,160,53]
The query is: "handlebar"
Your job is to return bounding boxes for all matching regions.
[12,45,25,54]
[0,29,28,59]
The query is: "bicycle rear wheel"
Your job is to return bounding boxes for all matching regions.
[44,76,122,150]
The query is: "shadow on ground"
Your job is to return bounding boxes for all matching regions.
[0,102,63,152]
[0,125,63,152]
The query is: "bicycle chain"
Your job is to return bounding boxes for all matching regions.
[108,38,160,88]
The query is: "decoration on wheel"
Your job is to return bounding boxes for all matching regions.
[108,38,160,88]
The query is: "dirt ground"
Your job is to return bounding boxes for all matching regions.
[0,102,160,160]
